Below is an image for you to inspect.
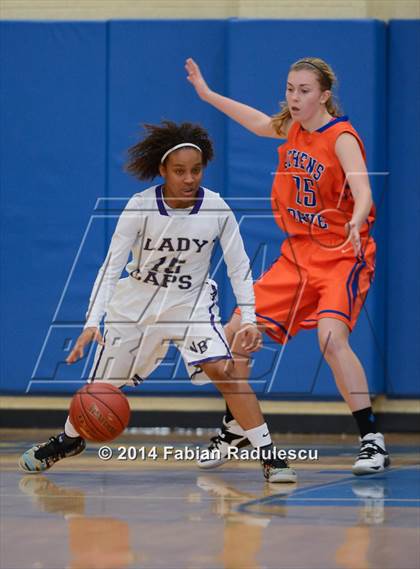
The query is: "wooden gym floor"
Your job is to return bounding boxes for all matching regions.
[1,430,419,569]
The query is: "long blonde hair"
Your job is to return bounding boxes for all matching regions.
[272,57,342,136]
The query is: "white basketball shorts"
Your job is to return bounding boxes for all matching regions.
[88,277,231,387]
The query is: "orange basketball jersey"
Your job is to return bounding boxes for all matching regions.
[271,117,376,243]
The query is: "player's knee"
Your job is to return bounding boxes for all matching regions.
[319,330,348,361]
[200,360,228,383]
[200,361,242,393]
[213,377,244,395]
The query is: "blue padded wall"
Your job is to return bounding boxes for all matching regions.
[107,20,227,201]
[2,19,417,398]
[0,22,107,394]
[225,20,387,397]
[386,21,420,396]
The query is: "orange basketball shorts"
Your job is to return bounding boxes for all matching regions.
[236,235,376,344]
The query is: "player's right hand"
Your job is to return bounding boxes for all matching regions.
[66,327,104,364]
[239,323,263,353]
[346,218,362,257]
[185,58,211,100]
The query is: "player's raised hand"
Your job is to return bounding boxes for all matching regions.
[185,58,211,100]
[66,327,104,364]
[347,219,362,257]
[240,323,263,353]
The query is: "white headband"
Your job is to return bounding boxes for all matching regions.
[160,143,202,164]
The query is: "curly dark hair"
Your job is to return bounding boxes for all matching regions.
[125,120,214,180]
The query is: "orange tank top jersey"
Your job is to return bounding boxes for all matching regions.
[271,117,376,244]
[234,116,377,341]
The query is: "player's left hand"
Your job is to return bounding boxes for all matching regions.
[239,323,262,353]
[66,327,104,364]
[346,219,362,257]
[185,58,211,101]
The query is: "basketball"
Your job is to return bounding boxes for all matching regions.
[69,383,131,442]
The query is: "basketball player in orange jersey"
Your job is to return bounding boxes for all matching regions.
[186,57,389,475]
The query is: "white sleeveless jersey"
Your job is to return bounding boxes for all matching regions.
[85,185,255,327]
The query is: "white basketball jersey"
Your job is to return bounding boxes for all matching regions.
[85,185,255,327]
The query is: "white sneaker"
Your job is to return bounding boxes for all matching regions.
[262,458,298,483]
[352,433,390,476]
[197,417,250,469]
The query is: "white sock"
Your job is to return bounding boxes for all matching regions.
[224,417,245,436]
[64,416,80,438]
[244,423,272,448]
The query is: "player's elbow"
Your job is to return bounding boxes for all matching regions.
[351,184,373,207]
[245,115,277,138]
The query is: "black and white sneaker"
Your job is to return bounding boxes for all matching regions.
[352,433,390,476]
[18,433,86,474]
[262,457,297,483]
[197,417,250,469]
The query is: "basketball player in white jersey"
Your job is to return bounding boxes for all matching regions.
[19,121,297,483]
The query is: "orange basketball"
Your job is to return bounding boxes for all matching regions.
[69,383,130,442]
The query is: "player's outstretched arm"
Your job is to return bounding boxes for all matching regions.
[66,327,104,364]
[185,58,281,139]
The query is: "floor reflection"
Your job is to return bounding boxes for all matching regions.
[196,474,297,569]
[19,476,135,569]
[335,479,388,569]
[11,462,419,569]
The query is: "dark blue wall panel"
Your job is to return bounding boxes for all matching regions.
[0,22,107,394]
[107,20,227,202]
[1,19,417,398]
[386,20,420,395]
